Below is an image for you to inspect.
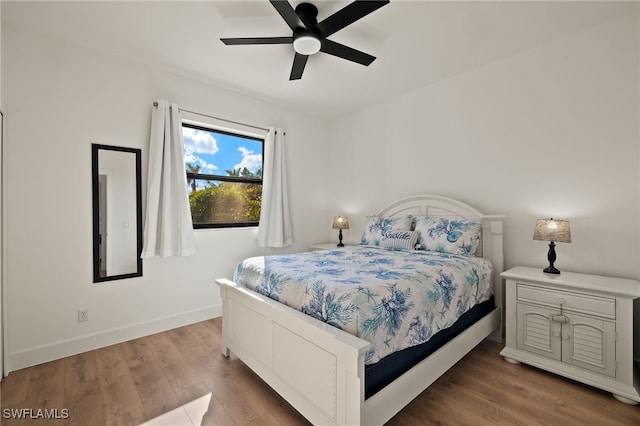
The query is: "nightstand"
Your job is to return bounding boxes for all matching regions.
[500,266,640,405]
[309,242,352,250]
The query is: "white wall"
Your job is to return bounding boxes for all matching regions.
[2,24,331,372]
[329,12,640,350]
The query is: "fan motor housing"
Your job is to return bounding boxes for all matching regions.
[295,3,319,29]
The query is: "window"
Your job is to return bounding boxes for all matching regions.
[182,122,264,228]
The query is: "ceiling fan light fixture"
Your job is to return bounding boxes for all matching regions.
[220,0,389,79]
[293,33,321,55]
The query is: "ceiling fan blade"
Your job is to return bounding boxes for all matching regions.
[289,53,309,80]
[270,0,304,31]
[221,36,293,45]
[316,0,389,37]
[320,39,375,66]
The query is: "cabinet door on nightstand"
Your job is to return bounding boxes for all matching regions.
[517,303,562,361]
[563,313,616,377]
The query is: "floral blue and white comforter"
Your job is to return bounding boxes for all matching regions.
[233,246,494,364]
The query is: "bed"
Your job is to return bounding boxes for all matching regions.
[215,194,504,425]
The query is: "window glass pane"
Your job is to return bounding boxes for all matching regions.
[188,179,262,226]
[183,123,264,228]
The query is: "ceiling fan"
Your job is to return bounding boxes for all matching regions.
[220,0,390,80]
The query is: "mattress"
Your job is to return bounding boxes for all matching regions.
[234,245,494,364]
[365,296,494,398]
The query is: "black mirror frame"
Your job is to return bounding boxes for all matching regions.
[92,144,143,282]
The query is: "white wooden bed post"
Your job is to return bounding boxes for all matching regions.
[483,216,504,342]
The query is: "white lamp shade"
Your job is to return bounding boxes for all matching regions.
[533,219,571,243]
[332,216,350,230]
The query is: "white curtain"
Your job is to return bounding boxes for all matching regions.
[141,100,196,258]
[258,128,293,247]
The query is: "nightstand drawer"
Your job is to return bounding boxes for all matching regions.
[516,283,615,319]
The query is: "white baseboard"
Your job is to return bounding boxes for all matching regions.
[5,305,221,374]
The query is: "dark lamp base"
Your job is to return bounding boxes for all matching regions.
[543,241,560,274]
[543,266,561,274]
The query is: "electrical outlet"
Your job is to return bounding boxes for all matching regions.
[78,309,89,322]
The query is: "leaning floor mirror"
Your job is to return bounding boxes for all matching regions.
[92,144,143,282]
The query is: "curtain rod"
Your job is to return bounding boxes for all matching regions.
[152,101,268,133]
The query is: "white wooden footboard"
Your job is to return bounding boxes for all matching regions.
[217,278,371,425]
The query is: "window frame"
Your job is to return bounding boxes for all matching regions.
[183,122,264,229]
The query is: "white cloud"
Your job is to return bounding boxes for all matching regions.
[234,146,262,173]
[198,159,218,173]
[183,128,219,172]
[184,151,218,172]
[183,127,218,154]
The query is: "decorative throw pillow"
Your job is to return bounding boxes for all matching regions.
[414,216,481,256]
[380,230,419,251]
[360,215,414,246]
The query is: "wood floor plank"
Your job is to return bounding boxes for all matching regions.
[138,406,193,426]
[2,320,639,426]
[120,337,157,369]
[145,332,183,362]
[184,321,223,353]
[0,367,31,406]
[128,359,182,421]
[229,364,307,426]
[177,383,237,426]
[95,343,130,388]
[183,321,213,340]
[104,406,146,426]
[22,358,65,409]
[158,352,204,394]
[65,350,99,384]
[165,325,202,351]
[183,342,227,372]
[211,365,270,425]
[65,378,106,426]
[463,363,584,424]
[101,372,144,425]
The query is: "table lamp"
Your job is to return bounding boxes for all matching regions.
[332,216,349,247]
[533,218,571,274]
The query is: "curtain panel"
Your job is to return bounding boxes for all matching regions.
[258,128,293,247]
[141,100,196,258]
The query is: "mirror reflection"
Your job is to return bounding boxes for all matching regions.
[92,144,142,282]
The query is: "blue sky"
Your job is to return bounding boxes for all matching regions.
[182,127,263,177]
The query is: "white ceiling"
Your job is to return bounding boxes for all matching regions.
[2,1,635,119]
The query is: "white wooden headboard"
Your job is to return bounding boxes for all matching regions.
[376,194,505,336]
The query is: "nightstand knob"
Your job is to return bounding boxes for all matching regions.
[552,331,561,337]
[552,314,569,324]
[562,333,570,340]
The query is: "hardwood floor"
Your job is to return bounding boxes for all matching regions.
[2,318,639,425]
